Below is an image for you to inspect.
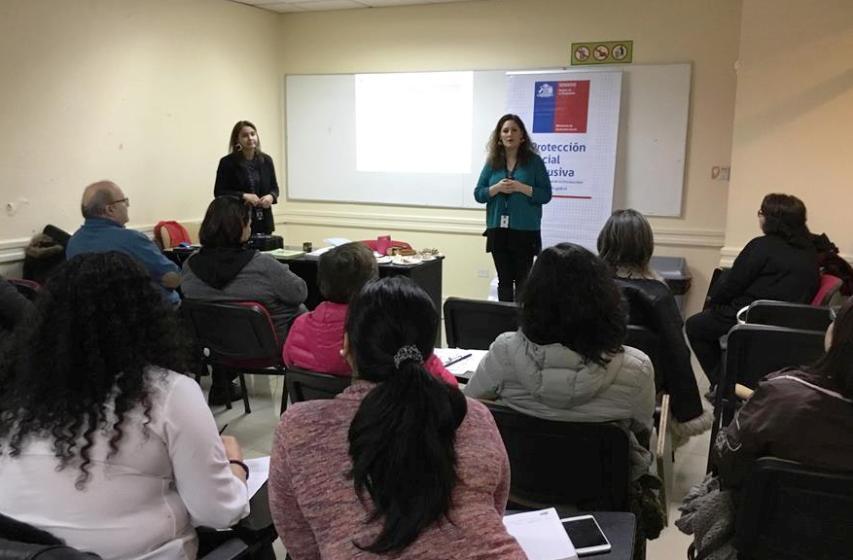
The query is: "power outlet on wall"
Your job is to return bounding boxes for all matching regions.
[711,166,731,181]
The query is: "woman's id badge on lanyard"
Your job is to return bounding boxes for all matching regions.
[500,214,510,228]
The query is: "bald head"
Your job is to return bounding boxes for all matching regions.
[81,181,129,225]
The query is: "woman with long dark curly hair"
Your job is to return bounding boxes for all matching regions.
[474,114,552,302]
[0,252,249,560]
[465,242,656,479]
[269,277,525,559]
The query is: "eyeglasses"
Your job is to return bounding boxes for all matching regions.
[109,197,130,207]
[756,209,764,217]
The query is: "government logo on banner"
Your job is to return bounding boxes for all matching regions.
[532,80,590,133]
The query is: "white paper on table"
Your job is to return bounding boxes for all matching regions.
[432,348,488,378]
[244,456,270,498]
[323,237,351,247]
[503,508,578,560]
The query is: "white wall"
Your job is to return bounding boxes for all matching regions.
[0,0,281,272]
[723,0,853,263]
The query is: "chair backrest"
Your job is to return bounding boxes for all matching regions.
[181,300,281,367]
[735,457,853,560]
[483,401,631,511]
[811,273,843,306]
[745,299,833,332]
[625,324,663,388]
[6,278,40,301]
[443,297,519,350]
[716,324,825,428]
[285,368,352,403]
[0,513,102,559]
[153,220,192,249]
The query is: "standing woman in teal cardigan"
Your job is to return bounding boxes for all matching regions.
[474,114,552,302]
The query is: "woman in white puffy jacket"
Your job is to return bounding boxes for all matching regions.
[464,242,656,479]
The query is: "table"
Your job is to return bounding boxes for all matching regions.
[165,247,443,314]
[198,482,277,560]
[504,510,636,560]
[432,348,487,384]
[581,511,636,560]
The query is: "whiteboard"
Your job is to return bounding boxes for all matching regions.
[285,64,690,217]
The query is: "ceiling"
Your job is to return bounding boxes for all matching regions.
[231,0,475,13]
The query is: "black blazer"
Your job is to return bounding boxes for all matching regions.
[616,277,704,422]
[214,152,279,234]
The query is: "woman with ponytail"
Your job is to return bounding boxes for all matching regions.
[268,277,525,559]
[713,296,853,488]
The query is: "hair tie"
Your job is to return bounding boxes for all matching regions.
[393,345,423,369]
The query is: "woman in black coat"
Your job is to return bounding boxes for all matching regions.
[214,120,279,235]
[598,209,712,440]
[686,193,819,386]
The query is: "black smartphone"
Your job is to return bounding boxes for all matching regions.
[560,515,612,556]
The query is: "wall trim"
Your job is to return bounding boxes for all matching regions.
[1,211,729,266]
[280,209,726,248]
[0,221,201,266]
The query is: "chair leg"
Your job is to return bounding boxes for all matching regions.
[280,375,289,416]
[224,381,233,410]
[239,373,251,414]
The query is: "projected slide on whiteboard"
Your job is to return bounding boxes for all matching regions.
[286,72,505,208]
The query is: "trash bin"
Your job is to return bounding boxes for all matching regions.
[650,256,692,316]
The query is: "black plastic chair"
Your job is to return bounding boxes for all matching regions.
[482,401,631,511]
[744,299,833,332]
[707,324,826,470]
[714,324,826,427]
[735,457,853,560]
[443,297,519,350]
[285,368,351,403]
[182,299,288,414]
[6,278,40,301]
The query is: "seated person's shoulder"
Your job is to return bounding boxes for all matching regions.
[145,367,201,401]
[277,398,347,447]
[251,251,289,270]
[617,346,654,381]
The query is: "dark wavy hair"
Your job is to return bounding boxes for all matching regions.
[346,277,467,554]
[597,209,655,276]
[228,120,266,162]
[807,297,853,401]
[0,252,189,488]
[759,193,811,248]
[486,114,539,169]
[199,196,251,248]
[318,242,378,304]
[520,243,626,365]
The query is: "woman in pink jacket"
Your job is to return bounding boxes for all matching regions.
[282,242,457,387]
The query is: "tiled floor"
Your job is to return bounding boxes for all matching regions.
[209,368,712,560]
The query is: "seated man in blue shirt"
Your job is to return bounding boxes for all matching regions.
[66,181,181,305]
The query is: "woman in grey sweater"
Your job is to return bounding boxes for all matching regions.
[182,196,307,340]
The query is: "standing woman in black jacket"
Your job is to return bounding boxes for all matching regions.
[214,120,279,235]
[686,193,819,386]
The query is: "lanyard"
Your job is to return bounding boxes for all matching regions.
[506,160,518,180]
